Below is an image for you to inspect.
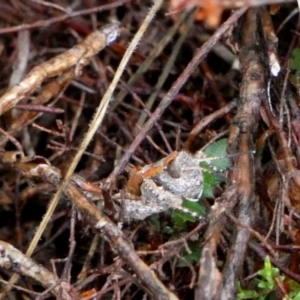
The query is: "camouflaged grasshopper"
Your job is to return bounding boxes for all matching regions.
[112,150,212,222]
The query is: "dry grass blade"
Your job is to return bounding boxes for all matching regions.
[104,7,248,188]
[0,152,178,299]
[1,22,121,298]
[3,0,166,297]
[1,1,300,299]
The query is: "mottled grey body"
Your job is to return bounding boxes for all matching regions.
[115,151,204,222]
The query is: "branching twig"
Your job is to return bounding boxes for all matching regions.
[0,240,75,299]
[1,22,120,298]
[0,23,120,116]
[104,7,247,189]
[0,152,178,300]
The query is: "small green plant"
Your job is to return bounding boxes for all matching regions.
[290,47,300,72]
[284,281,300,300]
[236,256,300,300]
[289,47,300,92]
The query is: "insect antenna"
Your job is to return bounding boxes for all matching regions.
[197,150,256,174]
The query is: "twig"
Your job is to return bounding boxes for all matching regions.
[8,30,30,87]
[0,0,130,35]
[1,22,120,298]
[185,100,237,150]
[0,241,64,298]
[63,0,164,201]
[0,22,120,116]
[104,7,247,189]
[135,10,195,132]
[0,153,179,300]
[197,7,267,300]
[111,10,189,112]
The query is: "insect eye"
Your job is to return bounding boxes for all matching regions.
[166,159,180,178]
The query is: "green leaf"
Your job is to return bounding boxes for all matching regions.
[163,226,174,234]
[177,242,202,267]
[257,279,273,291]
[291,47,300,71]
[258,256,280,289]
[289,291,300,300]
[172,139,229,225]
[149,215,161,231]
[199,138,230,198]
[289,280,300,291]
[288,280,300,300]
[172,210,195,228]
[237,283,259,299]
[171,199,206,228]
[202,138,230,170]
[201,167,224,198]
[182,198,206,216]
[237,256,288,300]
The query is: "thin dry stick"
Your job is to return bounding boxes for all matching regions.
[1,152,178,300]
[110,9,189,112]
[3,0,163,296]
[117,80,173,152]
[0,241,61,297]
[1,23,120,297]
[41,0,164,254]
[135,10,195,131]
[104,7,248,189]
[9,30,30,87]
[0,22,120,116]
[70,92,85,141]
[185,100,237,149]
[1,69,74,142]
[64,0,164,188]
[32,1,68,13]
[52,0,163,206]
[0,0,130,35]
[77,234,100,280]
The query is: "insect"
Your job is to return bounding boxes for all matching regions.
[112,142,230,223]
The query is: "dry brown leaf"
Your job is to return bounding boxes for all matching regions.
[169,0,226,27]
